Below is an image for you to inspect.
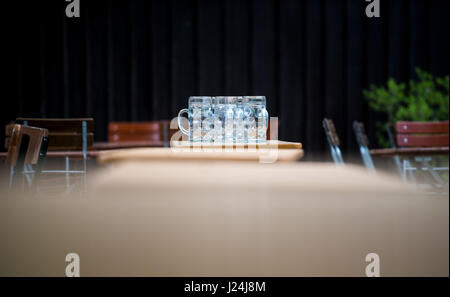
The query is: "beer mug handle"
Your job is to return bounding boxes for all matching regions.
[263,109,269,127]
[177,109,189,135]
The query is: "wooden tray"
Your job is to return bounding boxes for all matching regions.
[97,147,304,163]
[170,140,302,150]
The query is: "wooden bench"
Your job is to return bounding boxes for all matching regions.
[370,121,449,190]
[396,121,449,148]
[371,121,449,156]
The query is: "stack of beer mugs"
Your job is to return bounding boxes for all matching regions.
[178,96,269,144]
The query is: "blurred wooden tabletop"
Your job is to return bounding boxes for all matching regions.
[0,162,448,276]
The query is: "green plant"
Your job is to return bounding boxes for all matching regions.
[363,68,449,147]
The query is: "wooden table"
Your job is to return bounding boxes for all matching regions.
[97,141,304,164]
[0,162,447,276]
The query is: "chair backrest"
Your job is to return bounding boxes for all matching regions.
[353,121,375,174]
[5,124,49,167]
[323,118,341,147]
[5,124,49,189]
[396,121,449,147]
[267,119,280,141]
[109,121,172,146]
[12,118,94,151]
[353,122,369,147]
[322,118,344,165]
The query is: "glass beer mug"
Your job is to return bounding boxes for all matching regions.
[177,97,213,142]
[243,96,269,143]
[213,97,238,144]
[234,97,245,143]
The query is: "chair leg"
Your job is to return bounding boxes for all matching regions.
[10,135,29,190]
[82,155,87,195]
[404,159,417,185]
[82,121,88,195]
[9,166,14,189]
[32,136,49,193]
[163,121,169,148]
[408,169,417,185]
[65,156,71,194]
[424,162,444,185]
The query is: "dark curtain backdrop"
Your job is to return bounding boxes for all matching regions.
[2,0,449,157]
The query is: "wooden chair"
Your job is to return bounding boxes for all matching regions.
[14,118,94,151]
[353,121,376,174]
[395,121,449,187]
[322,118,344,166]
[7,118,94,195]
[5,124,48,189]
[108,121,173,147]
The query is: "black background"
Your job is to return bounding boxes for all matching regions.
[2,0,448,157]
[0,276,446,294]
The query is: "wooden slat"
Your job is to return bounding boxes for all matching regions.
[323,118,340,147]
[353,121,369,147]
[370,146,449,156]
[396,121,449,134]
[15,118,94,133]
[267,119,280,141]
[109,133,161,143]
[5,124,22,167]
[396,134,449,147]
[109,122,161,133]
[47,133,94,150]
[22,126,48,165]
[108,122,167,143]
[92,141,165,150]
[41,151,101,158]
